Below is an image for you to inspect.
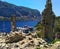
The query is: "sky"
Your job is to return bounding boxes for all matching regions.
[1,0,60,16]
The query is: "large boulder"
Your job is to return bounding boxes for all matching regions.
[5,31,25,43]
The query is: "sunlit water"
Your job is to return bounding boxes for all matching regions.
[0,20,39,33]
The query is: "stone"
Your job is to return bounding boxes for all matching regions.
[44,44,49,48]
[28,37,32,40]
[5,32,25,43]
[40,45,44,47]
[0,30,48,49]
[21,41,25,45]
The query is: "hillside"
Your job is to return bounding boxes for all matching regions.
[0,1,41,20]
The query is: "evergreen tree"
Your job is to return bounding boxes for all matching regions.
[41,0,55,41]
[11,15,16,32]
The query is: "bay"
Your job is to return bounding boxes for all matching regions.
[0,20,39,33]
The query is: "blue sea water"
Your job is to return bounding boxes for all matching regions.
[0,20,39,33]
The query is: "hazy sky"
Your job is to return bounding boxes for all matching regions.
[2,0,60,16]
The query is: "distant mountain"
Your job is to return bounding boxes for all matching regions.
[0,1,41,20]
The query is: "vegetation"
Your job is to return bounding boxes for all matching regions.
[54,16,60,33]
[0,1,41,20]
[36,22,43,38]
[51,39,60,44]
[36,23,43,31]
[36,0,60,42]
[37,31,42,38]
[41,0,55,40]
[36,47,41,49]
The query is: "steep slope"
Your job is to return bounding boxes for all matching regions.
[0,1,41,20]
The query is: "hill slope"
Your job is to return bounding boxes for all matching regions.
[0,1,41,20]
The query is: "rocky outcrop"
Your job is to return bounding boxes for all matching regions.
[5,31,48,49]
[5,31,26,43]
[0,31,54,49]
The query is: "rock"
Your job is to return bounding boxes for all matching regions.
[21,41,25,45]
[30,40,34,43]
[26,33,31,36]
[14,45,19,48]
[0,30,48,49]
[5,32,25,43]
[56,45,60,49]
[28,37,32,40]
[44,44,49,48]
[40,45,44,47]
[31,33,38,38]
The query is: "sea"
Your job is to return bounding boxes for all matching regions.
[0,20,39,33]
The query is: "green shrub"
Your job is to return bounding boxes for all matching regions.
[36,47,41,49]
[51,39,60,44]
[37,31,42,38]
[36,24,43,31]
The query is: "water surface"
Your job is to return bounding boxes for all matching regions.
[0,20,39,33]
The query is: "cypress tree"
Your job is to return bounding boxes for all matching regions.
[11,15,16,32]
[41,0,55,41]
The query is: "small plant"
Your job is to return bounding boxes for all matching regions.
[36,47,41,49]
[36,24,43,31]
[37,31,42,38]
[51,39,60,44]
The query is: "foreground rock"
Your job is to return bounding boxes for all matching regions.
[4,31,48,49]
[50,41,60,49]
[0,31,59,49]
[5,31,26,43]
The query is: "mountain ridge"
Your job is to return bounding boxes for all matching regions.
[0,1,41,20]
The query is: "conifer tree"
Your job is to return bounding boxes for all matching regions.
[42,0,55,40]
[11,15,16,32]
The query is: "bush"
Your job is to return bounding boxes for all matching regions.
[36,47,41,49]
[36,24,43,31]
[51,39,60,44]
[37,31,42,38]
